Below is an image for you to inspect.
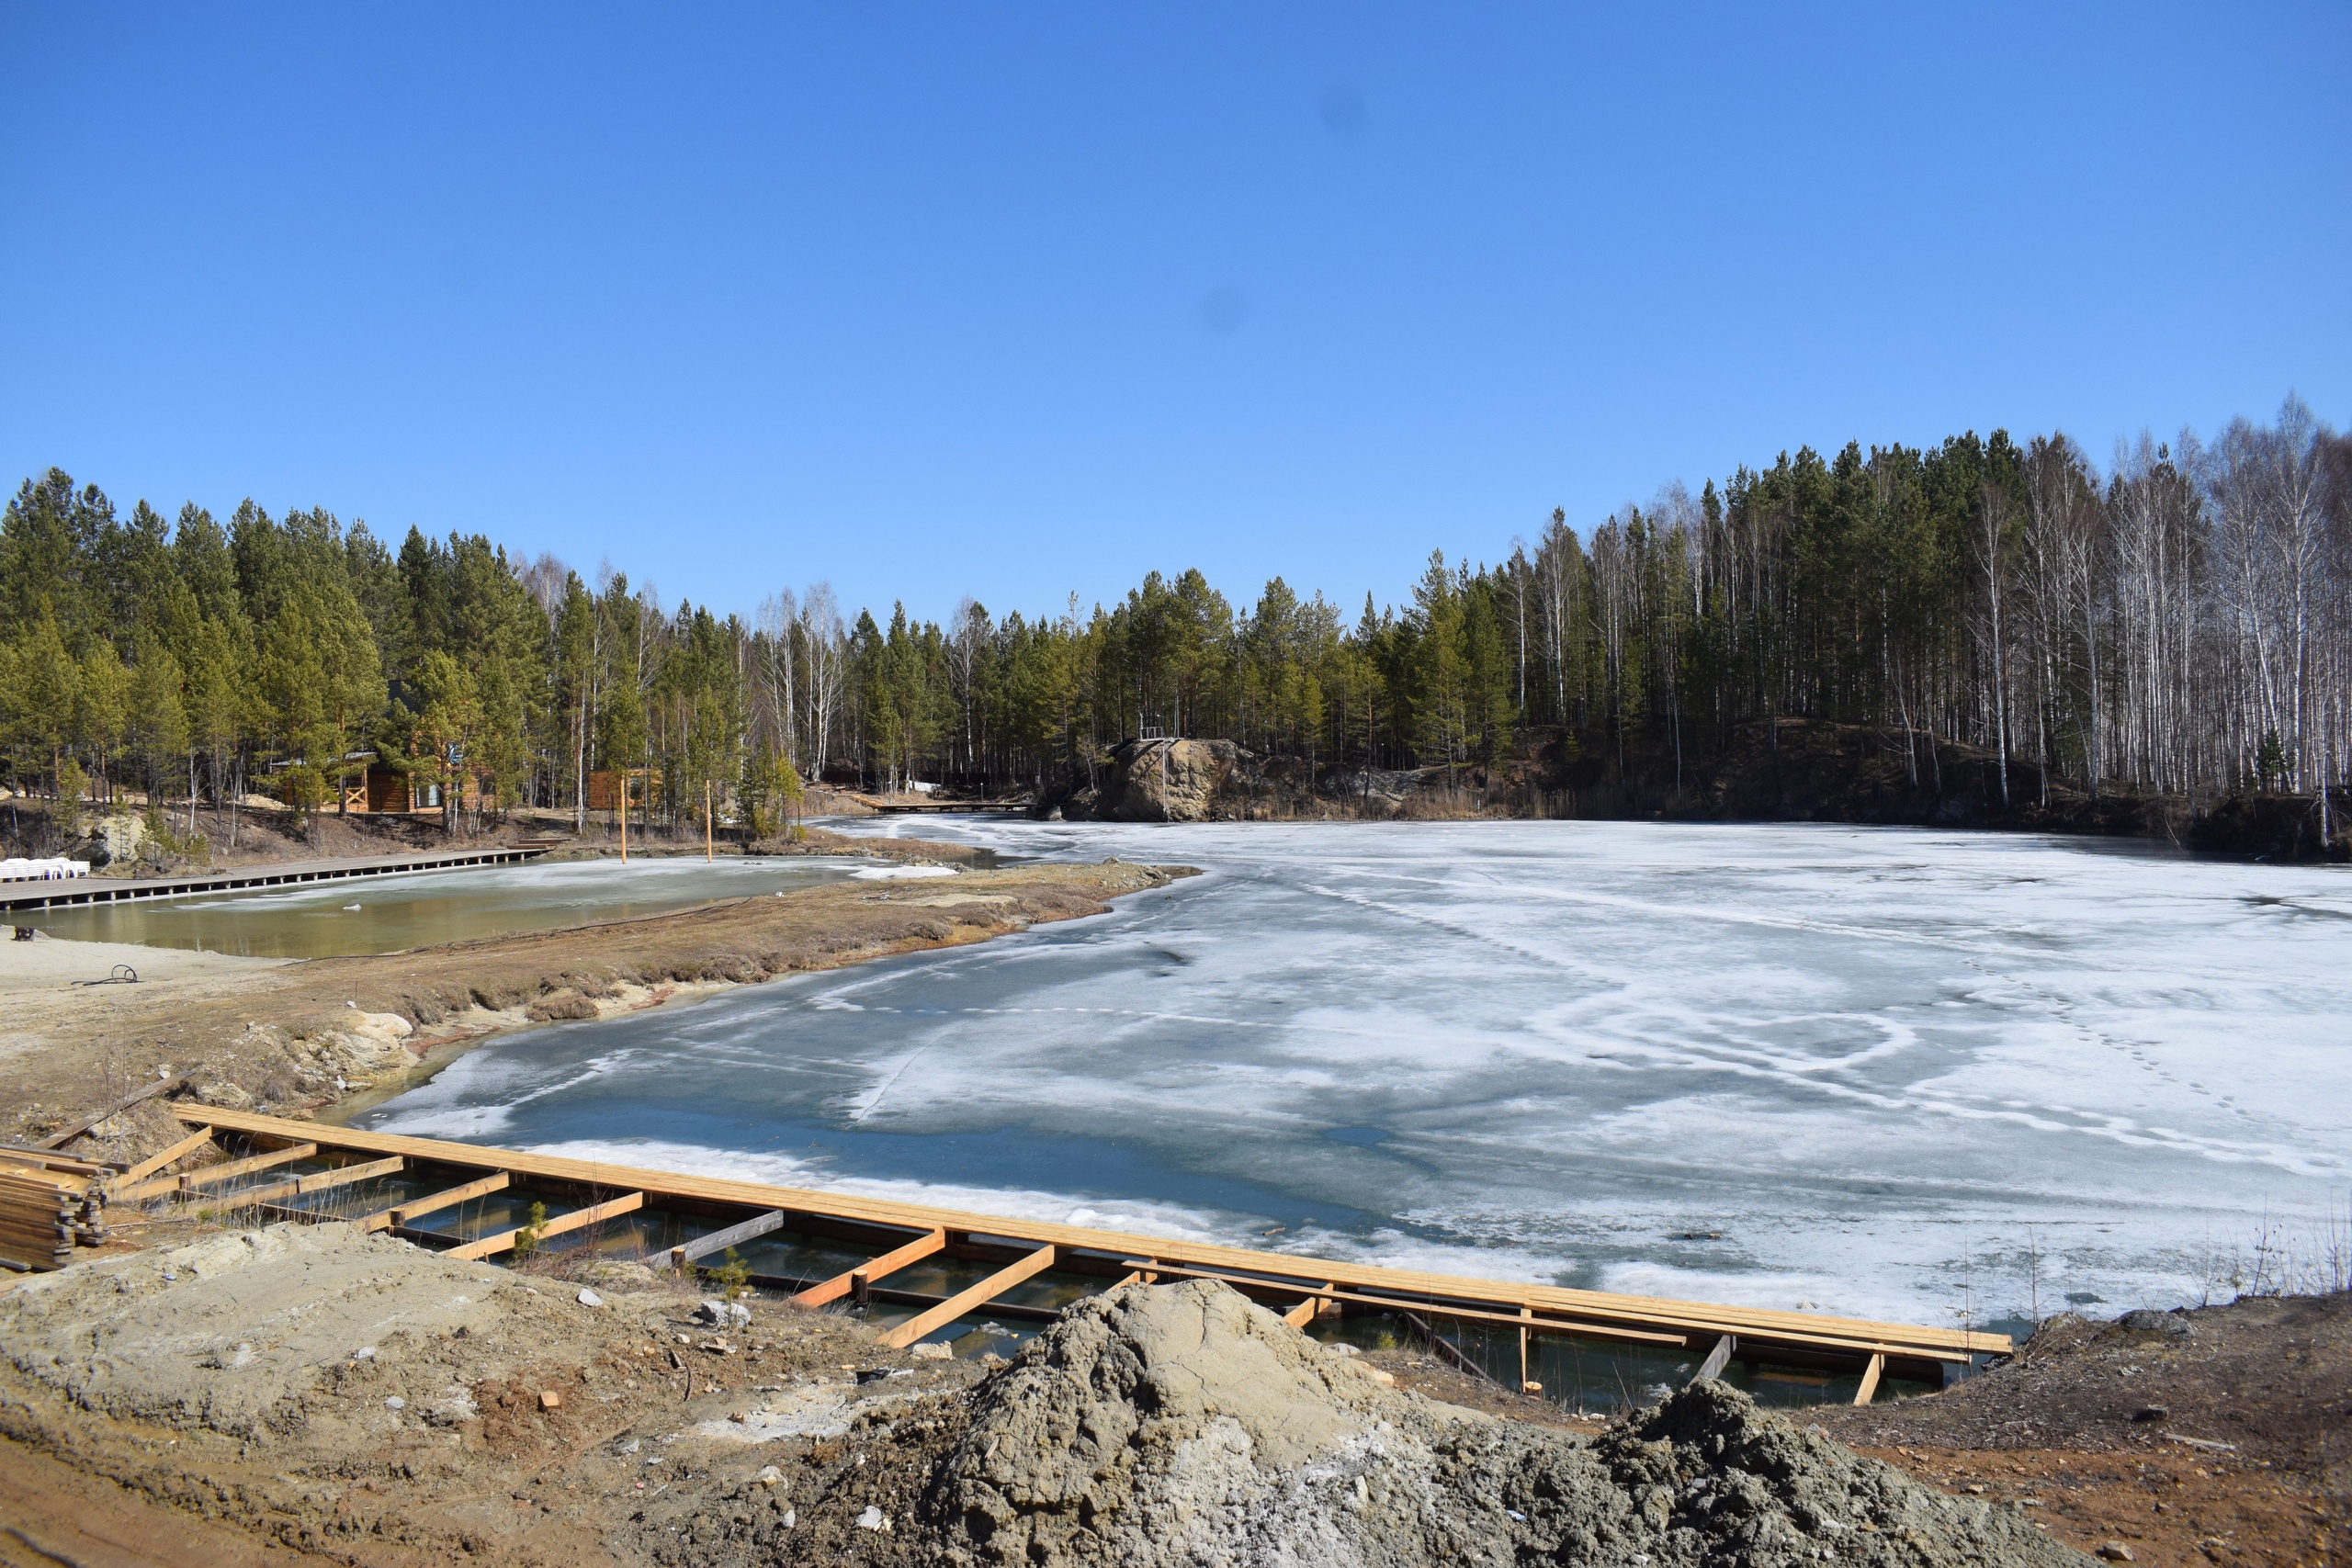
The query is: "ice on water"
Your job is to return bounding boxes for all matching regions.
[361,820,2352,1325]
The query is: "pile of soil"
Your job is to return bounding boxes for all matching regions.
[0,1232,2088,1568]
[897,1279,2081,1566]
[12,1224,2340,1567]
[0,1221,982,1563]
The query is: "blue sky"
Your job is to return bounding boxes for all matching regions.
[4,5,2346,626]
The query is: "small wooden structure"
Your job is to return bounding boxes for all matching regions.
[338,763,441,815]
[587,769,660,812]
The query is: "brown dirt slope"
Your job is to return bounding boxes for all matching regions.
[2,1235,2088,1568]
[1809,1296,2350,1567]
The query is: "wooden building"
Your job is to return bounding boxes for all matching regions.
[586,768,660,811]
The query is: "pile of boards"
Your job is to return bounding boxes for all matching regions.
[0,1148,108,1271]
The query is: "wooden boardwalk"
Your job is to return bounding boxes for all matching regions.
[101,1107,2009,1395]
[0,846,552,915]
[850,795,1030,815]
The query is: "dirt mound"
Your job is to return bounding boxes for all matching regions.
[0,1221,569,1441]
[915,1279,2084,1567]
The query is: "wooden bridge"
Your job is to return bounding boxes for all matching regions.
[14,1107,2012,1403]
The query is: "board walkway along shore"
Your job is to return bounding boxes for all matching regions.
[15,1105,2007,1389]
[0,844,553,914]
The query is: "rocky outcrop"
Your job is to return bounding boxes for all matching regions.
[918,1279,2086,1567]
[1046,739,1255,823]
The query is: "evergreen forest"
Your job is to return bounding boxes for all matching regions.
[2,396,2346,843]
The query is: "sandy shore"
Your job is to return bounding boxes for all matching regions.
[0,933,297,1125]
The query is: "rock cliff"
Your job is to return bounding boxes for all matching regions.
[1046,739,1255,823]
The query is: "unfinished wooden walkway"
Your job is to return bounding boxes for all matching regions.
[21,1105,2013,1399]
[0,846,552,915]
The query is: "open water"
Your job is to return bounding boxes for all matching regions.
[353,818,2350,1333]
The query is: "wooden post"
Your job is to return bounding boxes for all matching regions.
[618,776,628,863]
[1854,1352,1884,1405]
[705,778,713,863]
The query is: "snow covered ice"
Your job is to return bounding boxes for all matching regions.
[359,819,2352,1327]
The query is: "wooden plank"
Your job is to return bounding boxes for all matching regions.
[166,1107,2011,1360]
[793,1228,947,1308]
[0,1145,109,1179]
[1693,1334,1736,1384]
[444,1191,644,1261]
[877,1245,1057,1349]
[354,1170,509,1234]
[0,1158,94,1197]
[118,1126,216,1185]
[1853,1351,1883,1405]
[662,1209,786,1270]
[1402,1310,1499,1386]
[36,1077,184,1149]
[119,1142,319,1202]
[218,1156,405,1211]
[1122,1262,1689,1348]
[1283,1294,1322,1329]
[176,1141,319,1190]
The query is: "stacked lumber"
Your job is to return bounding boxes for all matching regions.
[0,1173,79,1270]
[0,1147,107,1269]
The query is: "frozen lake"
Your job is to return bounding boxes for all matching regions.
[356,818,2352,1331]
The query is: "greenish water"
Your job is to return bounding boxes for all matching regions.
[24,855,873,958]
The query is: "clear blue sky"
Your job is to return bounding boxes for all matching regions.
[4,5,2346,626]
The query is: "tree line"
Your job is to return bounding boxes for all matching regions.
[2,396,2345,844]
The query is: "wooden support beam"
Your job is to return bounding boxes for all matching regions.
[35,1077,184,1149]
[445,1191,644,1261]
[220,1156,405,1211]
[1402,1310,1500,1386]
[878,1245,1057,1350]
[1693,1334,1736,1384]
[118,1126,215,1185]
[354,1170,509,1234]
[1854,1352,1884,1405]
[662,1209,786,1272]
[1283,1283,1336,1330]
[792,1227,946,1308]
[119,1142,320,1202]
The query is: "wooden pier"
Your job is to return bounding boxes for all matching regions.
[40,1106,2015,1395]
[0,846,553,915]
[849,795,1030,815]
